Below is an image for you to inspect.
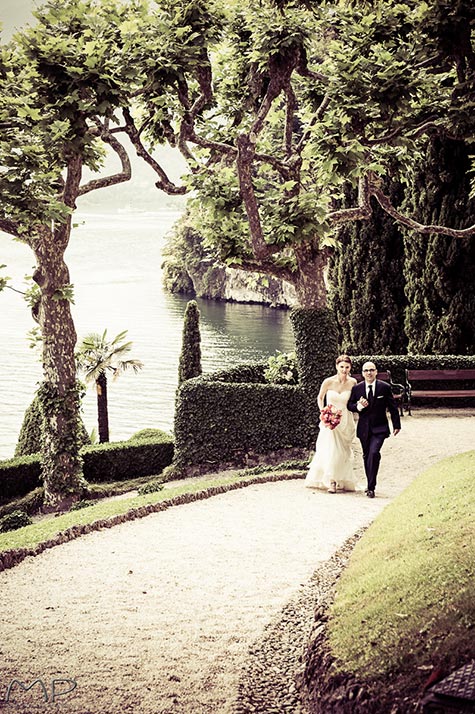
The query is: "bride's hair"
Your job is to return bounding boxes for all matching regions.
[336,354,352,367]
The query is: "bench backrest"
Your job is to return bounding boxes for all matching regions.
[406,369,475,381]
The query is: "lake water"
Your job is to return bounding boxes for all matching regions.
[0,209,295,460]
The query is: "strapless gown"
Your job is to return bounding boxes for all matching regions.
[305,389,360,492]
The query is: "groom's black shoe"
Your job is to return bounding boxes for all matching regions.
[366,490,375,498]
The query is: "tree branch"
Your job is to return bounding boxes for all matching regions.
[183,123,292,175]
[329,175,372,225]
[234,48,304,260]
[122,109,187,195]
[359,115,445,147]
[188,58,214,121]
[284,85,297,157]
[296,95,330,153]
[78,126,131,196]
[370,180,475,237]
[179,121,236,161]
[63,154,83,206]
[236,133,270,260]
[0,218,20,238]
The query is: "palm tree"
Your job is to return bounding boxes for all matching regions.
[76,329,143,443]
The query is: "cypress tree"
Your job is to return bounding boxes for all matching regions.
[403,137,475,354]
[329,183,407,355]
[178,300,202,385]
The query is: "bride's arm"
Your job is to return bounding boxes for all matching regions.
[317,378,330,411]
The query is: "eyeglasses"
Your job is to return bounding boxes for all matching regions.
[362,368,376,373]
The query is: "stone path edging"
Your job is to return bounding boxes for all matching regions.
[231,529,365,714]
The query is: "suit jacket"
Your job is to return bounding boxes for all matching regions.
[347,379,401,442]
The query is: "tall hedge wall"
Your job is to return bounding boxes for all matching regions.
[173,376,319,472]
[290,307,339,391]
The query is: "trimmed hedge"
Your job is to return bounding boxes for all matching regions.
[350,354,475,390]
[290,307,339,391]
[0,435,174,504]
[199,363,268,384]
[172,352,475,474]
[173,377,319,472]
[0,455,43,503]
[81,437,174,483]
[172,307,339,473]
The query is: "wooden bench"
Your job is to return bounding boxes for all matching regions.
[354,371,406,416]
[405,369,475,415]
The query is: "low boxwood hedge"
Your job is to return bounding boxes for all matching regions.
[81,437,174,483]
[0,435,174,504]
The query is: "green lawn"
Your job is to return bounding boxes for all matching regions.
[328,450,475,686]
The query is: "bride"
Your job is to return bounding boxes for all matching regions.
[305,354,361,493]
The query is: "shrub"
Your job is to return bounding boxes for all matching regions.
[128,428,171,441]
[15,392,90,457]
[0,509,33,532]
[178,299,202,385]
[138,479,165,495]
[69,499,96,511]
[264,350,299,385]
[174,377,317,471]
[81,437,174,482]
[0,435,174,502]
[0,455,42,504]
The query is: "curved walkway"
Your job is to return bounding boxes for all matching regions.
[0,409,473,714]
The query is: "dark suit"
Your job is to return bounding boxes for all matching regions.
[347,379,401,492]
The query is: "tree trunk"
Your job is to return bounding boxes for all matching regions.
[96,372,110,443]
[293,242,330,309]
[33,221,86,509]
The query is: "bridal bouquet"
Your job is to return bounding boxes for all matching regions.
[320,404,342,430]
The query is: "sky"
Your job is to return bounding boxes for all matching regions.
[0,0,36,39]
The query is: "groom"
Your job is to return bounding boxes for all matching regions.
[347,361,401,498]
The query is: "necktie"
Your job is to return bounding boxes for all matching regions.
[368,385,373,405]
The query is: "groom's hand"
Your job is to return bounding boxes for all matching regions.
[357,397,368,411]
[393,428,401,436]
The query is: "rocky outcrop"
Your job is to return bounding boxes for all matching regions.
[164,257,296,307]
[161,222,297,308]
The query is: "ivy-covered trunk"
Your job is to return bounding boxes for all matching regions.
[290,307,339,391]
[290,244,339,392]
[96,372,110,443]
[33,221,86,509]
[293,243,330,310]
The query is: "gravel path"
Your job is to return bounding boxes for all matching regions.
[0,409,473,714]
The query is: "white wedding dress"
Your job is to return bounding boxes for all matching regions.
[305,389,360,492]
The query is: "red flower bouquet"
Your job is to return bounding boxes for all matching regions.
[320,404,342,430]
